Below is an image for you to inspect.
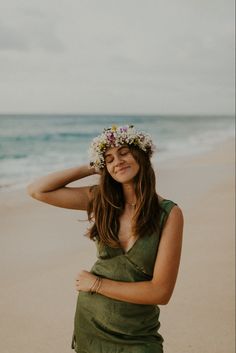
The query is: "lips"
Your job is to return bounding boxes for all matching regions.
[116,166,129,173]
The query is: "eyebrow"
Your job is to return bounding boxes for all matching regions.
[104,146,129,158]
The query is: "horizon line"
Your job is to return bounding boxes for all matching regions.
[0,112,234,117]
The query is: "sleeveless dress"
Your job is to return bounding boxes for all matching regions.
[71,199,177,353]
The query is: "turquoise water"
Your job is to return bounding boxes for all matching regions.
[0,114,234,191]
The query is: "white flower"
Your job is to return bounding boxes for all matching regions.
[88,125,155,169]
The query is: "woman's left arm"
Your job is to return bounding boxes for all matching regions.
[76,205,184,305]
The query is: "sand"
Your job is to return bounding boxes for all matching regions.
[0,138,235,353]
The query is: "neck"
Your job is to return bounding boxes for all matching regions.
[122,182,136,206]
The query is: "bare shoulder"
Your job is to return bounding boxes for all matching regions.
[169,204,184,221]
[158,195,184,222]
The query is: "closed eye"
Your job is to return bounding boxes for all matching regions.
[120,150,129,156]
[105,147,130,164]
[119,146,130,155]
[105,156,113,163]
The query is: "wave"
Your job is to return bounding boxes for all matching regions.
[0,114,234,191]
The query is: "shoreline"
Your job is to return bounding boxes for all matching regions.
[0,127,234,195]
[0,135,234,197]
[0,137,235,353]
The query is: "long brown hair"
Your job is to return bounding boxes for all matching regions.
[87,145,164,248]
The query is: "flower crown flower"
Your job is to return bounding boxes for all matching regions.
[89,124,155,169]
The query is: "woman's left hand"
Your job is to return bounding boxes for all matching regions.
[75,270,97,292]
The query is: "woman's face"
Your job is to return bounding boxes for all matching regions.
[104,145,140,183]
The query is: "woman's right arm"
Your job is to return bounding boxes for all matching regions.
[26,164,97,210]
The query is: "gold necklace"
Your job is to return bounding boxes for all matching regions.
[126,202,136,208]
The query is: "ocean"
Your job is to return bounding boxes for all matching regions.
[0,114,234,191]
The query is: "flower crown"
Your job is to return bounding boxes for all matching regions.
[89,124,155,169]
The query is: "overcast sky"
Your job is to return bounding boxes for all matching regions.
[0,0,234,114]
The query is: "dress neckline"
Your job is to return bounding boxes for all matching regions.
[120,198,167,255]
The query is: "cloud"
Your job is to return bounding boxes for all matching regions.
[0,0,234,114]
[0,9,64,53]
[0,22,29,51]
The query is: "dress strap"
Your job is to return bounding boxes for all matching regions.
[159,199,177,231]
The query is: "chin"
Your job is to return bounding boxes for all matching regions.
[116,177,134,184]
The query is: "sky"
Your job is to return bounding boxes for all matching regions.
[0,0,235,115]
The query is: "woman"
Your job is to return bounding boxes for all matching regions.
[27,124,184,353]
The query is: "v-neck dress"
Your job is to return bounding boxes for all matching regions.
[71,199,177,353]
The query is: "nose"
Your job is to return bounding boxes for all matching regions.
[113,154,125,167]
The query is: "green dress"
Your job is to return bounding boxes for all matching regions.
[71,199,177,353]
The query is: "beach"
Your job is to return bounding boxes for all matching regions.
[0,137,235,353]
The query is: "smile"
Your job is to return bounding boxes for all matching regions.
[116,166,130,174]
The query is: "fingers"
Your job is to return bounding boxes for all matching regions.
[74,269,95,292]
[75,273,81,292]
